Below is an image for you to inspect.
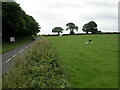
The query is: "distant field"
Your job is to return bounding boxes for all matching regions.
[48,34,118,88]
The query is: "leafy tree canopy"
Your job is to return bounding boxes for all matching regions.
[82,23,89,34]
[2,2,40,40]
[52,27,63,35]
[66,22,78,35]
[82,21,99,34]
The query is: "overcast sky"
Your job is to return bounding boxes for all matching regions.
[15,0,119,34]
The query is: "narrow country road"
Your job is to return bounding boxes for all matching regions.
[2,39,37,73]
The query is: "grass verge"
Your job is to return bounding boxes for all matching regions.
[2,36,33,54]
[2,37,71,88]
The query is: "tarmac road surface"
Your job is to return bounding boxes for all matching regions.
[2,39,37,73]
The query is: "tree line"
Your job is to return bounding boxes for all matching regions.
[52,21,102,35]
[2,2,40,41]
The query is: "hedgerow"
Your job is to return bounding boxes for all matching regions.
[2,37,71,88]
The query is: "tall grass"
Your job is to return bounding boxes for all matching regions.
[2,37,71,88]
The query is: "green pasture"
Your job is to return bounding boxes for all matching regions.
[48,34,118,88]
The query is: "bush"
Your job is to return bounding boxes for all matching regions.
[2,37,71,88]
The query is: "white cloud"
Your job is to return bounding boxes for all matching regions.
[15,0,119,34]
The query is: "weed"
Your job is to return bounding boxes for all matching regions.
[2,37,71,88]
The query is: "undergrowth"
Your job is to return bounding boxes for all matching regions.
[2,37,71,88]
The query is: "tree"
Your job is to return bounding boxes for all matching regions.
[88,21,98,34]
[82,23,89,34]
[52,27,63,35]
[82,21,98,34]
[97,30,102,34]
[66,22,78,35]
[2,2,40,41]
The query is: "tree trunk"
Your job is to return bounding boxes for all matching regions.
[70,30,75,35]
[86,31,88,34]
[58,32,60,36]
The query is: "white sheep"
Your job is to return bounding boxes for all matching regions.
[85,40,93,44]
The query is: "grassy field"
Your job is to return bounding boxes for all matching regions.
[2,37,33,54]
[48,34,118,88]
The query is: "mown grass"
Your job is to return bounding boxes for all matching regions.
[48,34,118,88]
[2,36,33,54]
[2,37,71,88]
